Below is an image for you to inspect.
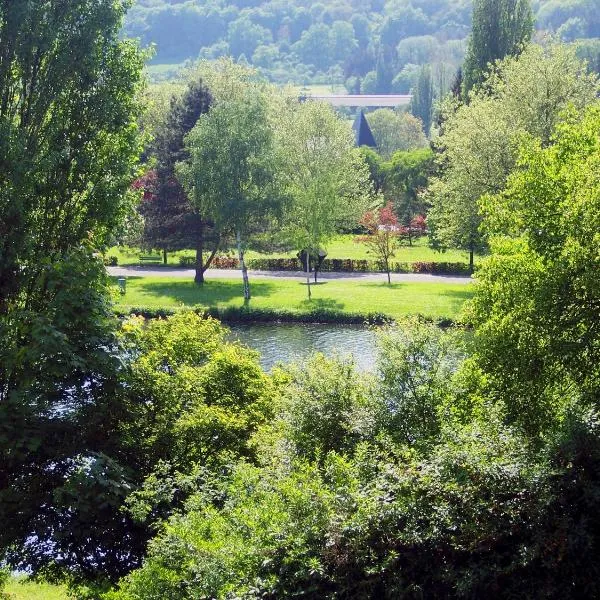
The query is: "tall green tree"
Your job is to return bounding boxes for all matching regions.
[179,87,282,300]
[471,103,600,438]
[462,0,534,96]
[428,43,599,271]
[0,0,145,586]
[278,100,372,298]
[410,65,434,136]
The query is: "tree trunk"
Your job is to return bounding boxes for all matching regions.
[469,243,474,275]
[386,261,391,285]
[237,231,250,301]
[195,222,205,285]
[162,248,168,265]
[305,250,311,300]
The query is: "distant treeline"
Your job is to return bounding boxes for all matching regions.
[125,0,600,89]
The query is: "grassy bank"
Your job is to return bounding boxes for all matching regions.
[114,277,474,322]
[4,577,68,600]
[107,236,479,268]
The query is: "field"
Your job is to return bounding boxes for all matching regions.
[107,235,477,267]
[4,577,68,600]
[114,277,474,322]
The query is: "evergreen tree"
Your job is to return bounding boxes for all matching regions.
[141,79,214,281]
[410,65,433,136]
[463,0,533,97]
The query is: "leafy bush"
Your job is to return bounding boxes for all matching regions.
[103,255,118,266]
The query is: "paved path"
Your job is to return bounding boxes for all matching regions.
[107,266,473,285]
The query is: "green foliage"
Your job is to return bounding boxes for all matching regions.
[282,355,375,462]
[376,319,465,446]
[118,312,275,476]
[410,65,434,135]
[277,100,372,263]
[366,109,428,159]
[385,148,435,236]
[139,77,213,270]
[428,42,599,267]
[471,103,600,438]
[462,0,534,95]
[179,75,284,296]
[0,1,147,582]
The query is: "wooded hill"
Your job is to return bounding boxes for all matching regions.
[125,0,600,89]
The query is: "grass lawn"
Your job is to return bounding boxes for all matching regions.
[4,577,69,600]
[107,236,478,268]
[115,277,474,322]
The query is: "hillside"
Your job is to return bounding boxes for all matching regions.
[125,0,600,89]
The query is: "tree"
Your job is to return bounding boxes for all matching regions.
[471,103,600,437]
[179,88,282,300]
[428,43,599,271]
[0,0,145,585]
[140,78,214,278]
[228,16,272,59]
[292,24,332,71]
[462,0,533,96]
[278,100,372,299]
[356,202,400,284]
[330,20,358,63]
[366,109,428,159]
[385,148,435,245]
[410,65,434,136]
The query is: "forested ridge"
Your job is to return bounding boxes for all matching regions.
[126,0,600,89]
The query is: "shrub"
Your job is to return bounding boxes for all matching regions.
[103,255,118,266]
[178,256,195,267]
[211,256,239,269]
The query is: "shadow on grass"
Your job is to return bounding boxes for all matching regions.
[298,297,345,311]
[361,282,473,296]
[131,279,279,306]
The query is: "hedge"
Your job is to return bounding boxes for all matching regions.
[114,305,457,328]
[209,257,473,276]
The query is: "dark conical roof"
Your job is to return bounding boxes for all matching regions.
[352,110,377,148]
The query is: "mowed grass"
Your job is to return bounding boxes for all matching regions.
[4,577,69,600]
[107,236,478,267]
[115,277,474,321]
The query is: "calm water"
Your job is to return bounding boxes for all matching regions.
[228,323,379,371]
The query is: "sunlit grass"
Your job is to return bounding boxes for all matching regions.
[4,576,69,600]
[115,276,474,321]
[107,235,479,267]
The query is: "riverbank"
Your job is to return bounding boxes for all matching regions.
[113,277,474,323]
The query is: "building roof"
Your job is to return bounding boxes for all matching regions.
[352,110,377,148]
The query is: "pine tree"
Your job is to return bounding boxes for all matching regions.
[463,0,533,97]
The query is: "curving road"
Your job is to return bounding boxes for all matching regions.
[107,266,473,285]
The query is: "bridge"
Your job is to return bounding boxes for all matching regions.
[305,94,412,108]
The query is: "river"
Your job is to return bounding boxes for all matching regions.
[228,323,379,371]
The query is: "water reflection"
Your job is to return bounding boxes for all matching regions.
[228,323,378,372]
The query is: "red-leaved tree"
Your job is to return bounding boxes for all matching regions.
[356,202,400,284]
